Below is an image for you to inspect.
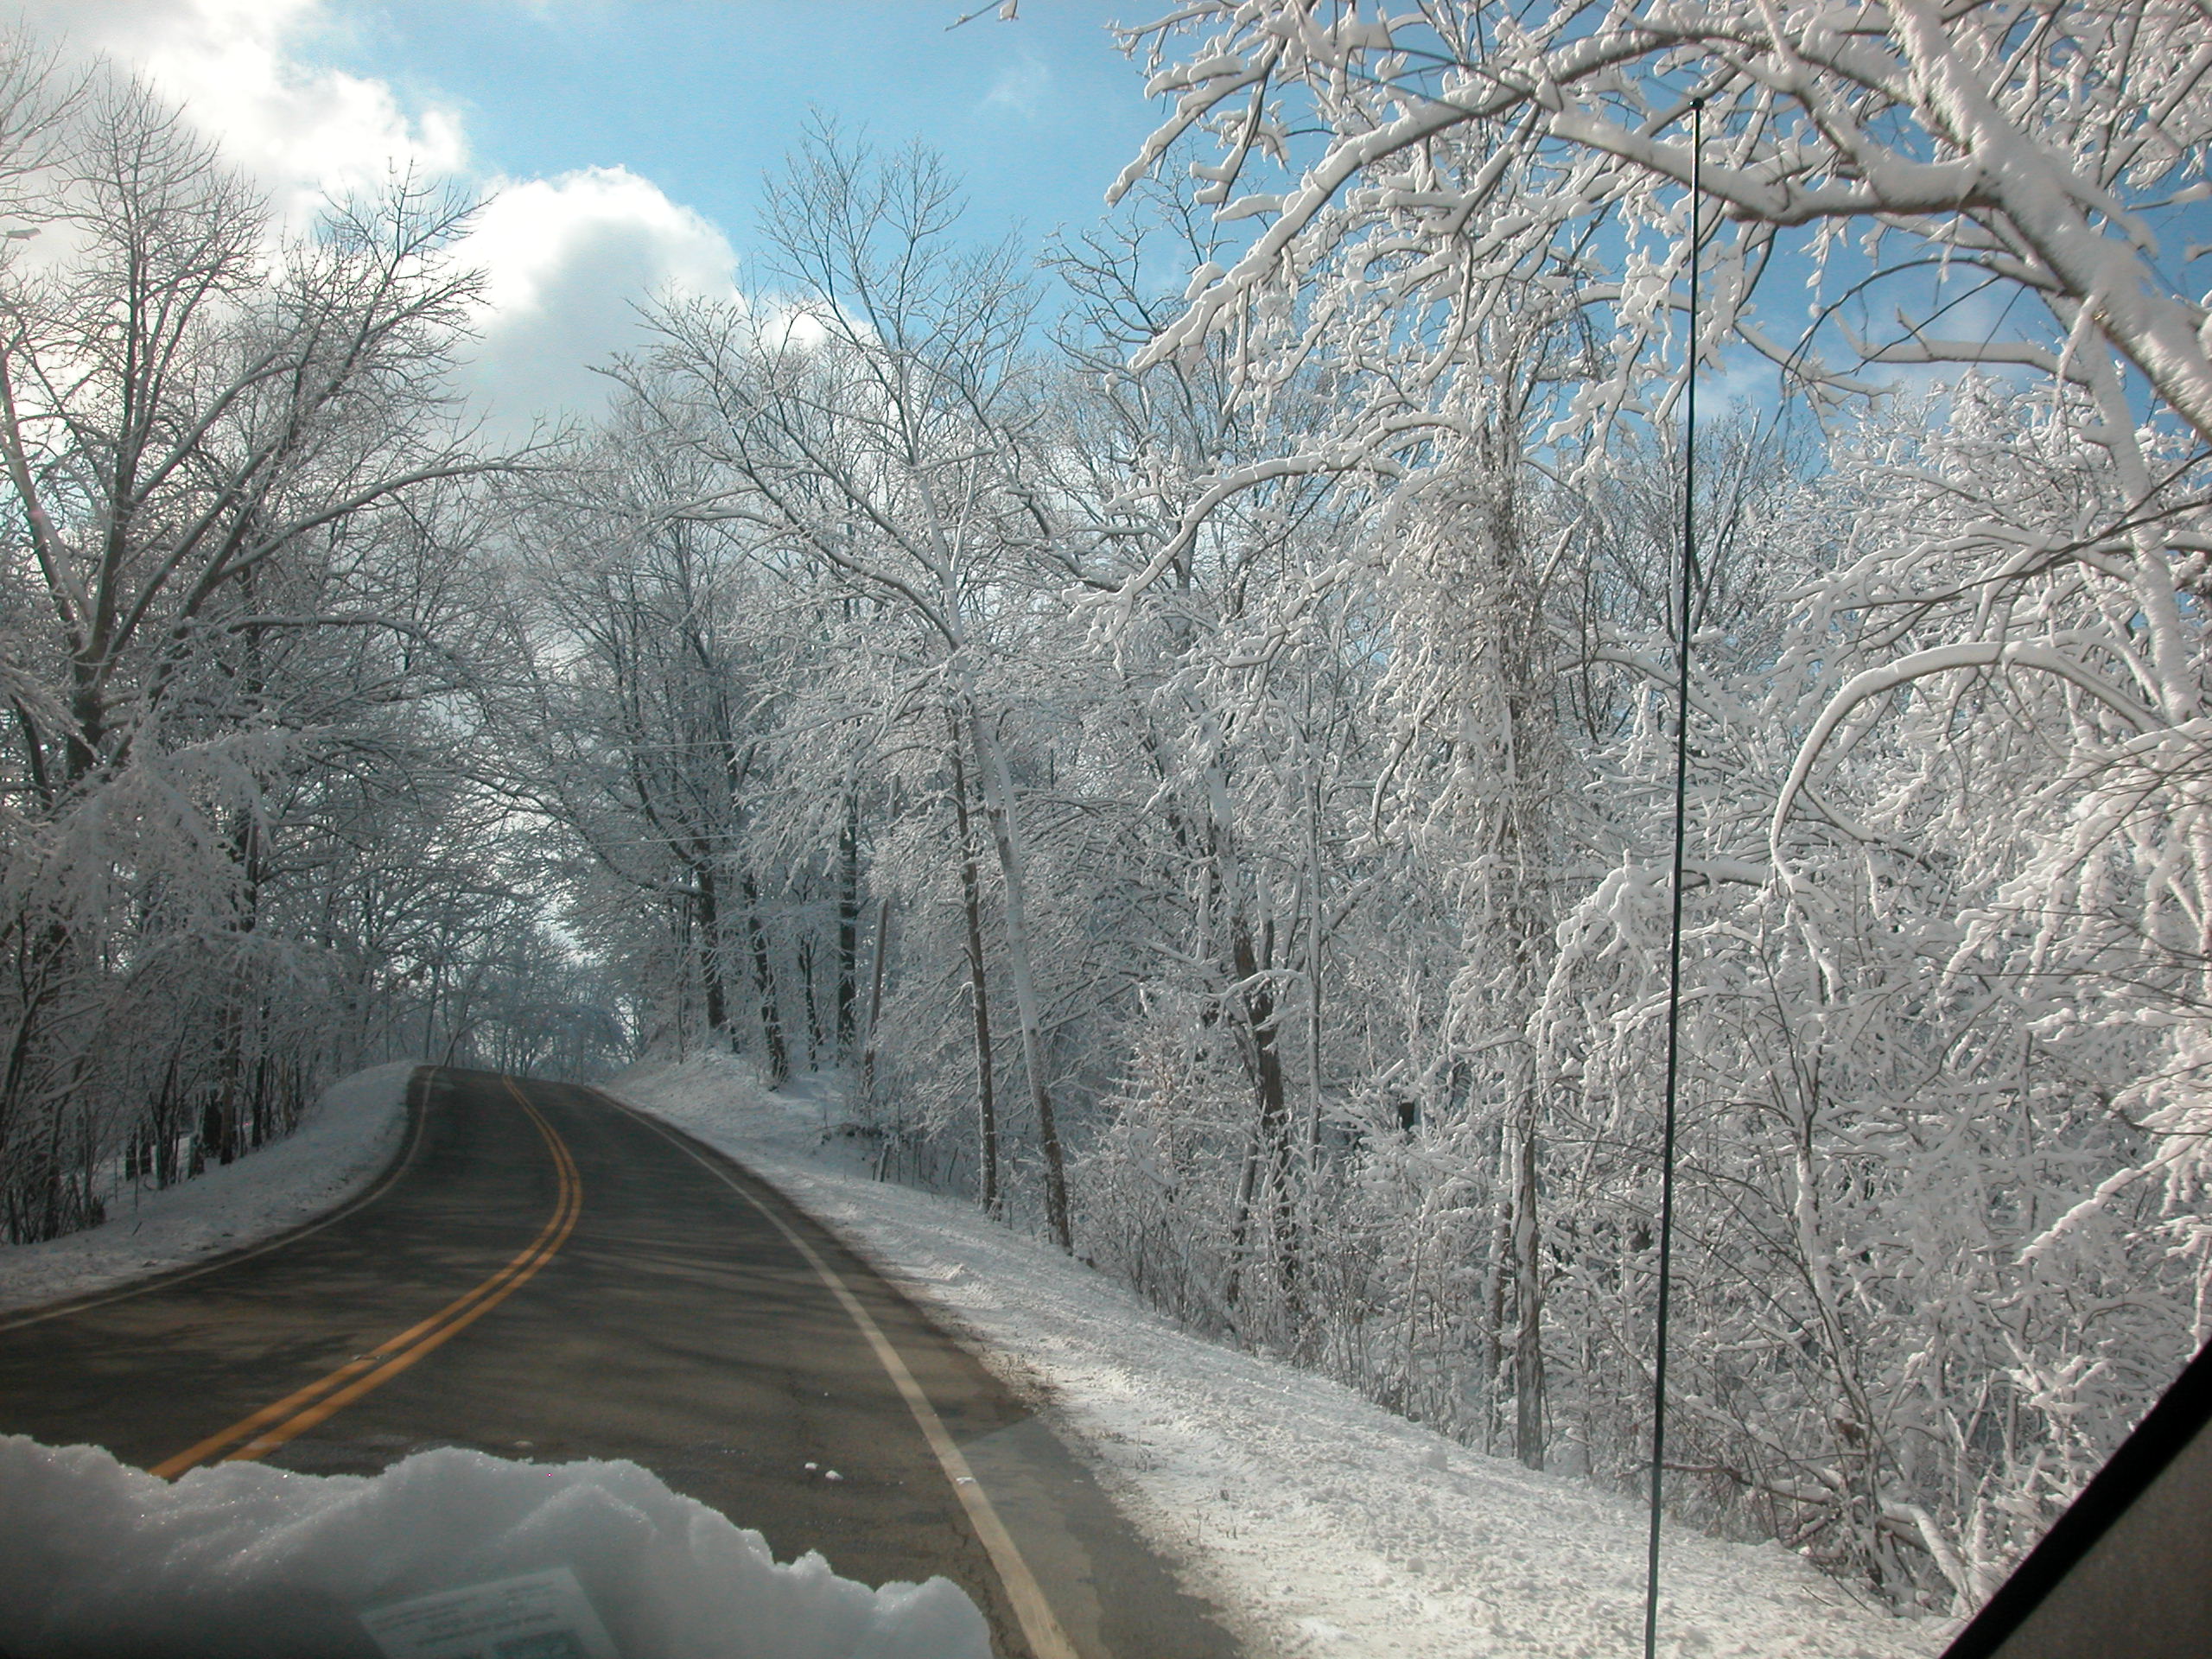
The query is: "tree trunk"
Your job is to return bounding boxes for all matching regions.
[859,896,891,1099]
[798,936,824,1064]
[1224,913,1298,1312]
[740,871,788,1087]
[836,798,861,1059]
[1224,1109,1264,1314]
[695,857,729,1042]
[949,727,1001,1215]
[1512,1089,1546,1470]
[963,701,1069,1249]
[1482,1127,1510,1457]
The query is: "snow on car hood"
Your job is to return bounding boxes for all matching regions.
[0,1435,988,1659]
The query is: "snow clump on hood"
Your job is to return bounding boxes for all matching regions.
[0,1435,989,1658]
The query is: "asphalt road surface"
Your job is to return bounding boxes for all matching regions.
[0,1066,1236,1658]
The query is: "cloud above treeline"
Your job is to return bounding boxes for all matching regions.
[461,166,740,430]
[10,0,740,435]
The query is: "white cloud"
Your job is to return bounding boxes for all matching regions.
[16,0,467,224]
[9,0,747,433]
[454,166,740,435]
[982,54,1050,120]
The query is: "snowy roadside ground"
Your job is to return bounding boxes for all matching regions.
[0,1060,417,1318]
[608,1053,1948,1659]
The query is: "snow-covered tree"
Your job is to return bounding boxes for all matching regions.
[1095,0,2212,1607]
[0,59,512,1239]
[613,126,1083,1247]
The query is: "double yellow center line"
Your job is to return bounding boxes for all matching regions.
[150,1077,581,1480]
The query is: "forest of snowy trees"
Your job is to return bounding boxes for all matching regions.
[5,0,2211,1620]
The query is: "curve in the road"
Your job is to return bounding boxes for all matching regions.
[0,1072,434,1339]
[0,1066,1236,1659]
[150,1077,583,1478]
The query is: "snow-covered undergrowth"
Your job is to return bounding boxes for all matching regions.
[608,1053,1947,1659]
[0,1435,988,1659]
[0,1060,416,1318]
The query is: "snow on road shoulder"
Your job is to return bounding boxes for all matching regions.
[0,1060,417,1318]
[608,1053,1948,1659]
[0,1435,989,1659]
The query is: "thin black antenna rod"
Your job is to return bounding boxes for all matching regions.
[1643,95,1702,1659]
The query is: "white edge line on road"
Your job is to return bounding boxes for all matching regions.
[601,1094,1081,1659]
[0,1066,436,1335]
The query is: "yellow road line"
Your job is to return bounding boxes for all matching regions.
[601,1094,1081,1659]
[149,1077,580,1479]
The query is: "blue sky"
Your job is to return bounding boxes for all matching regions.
[19,0,1170,432]
[308,3,1160,270]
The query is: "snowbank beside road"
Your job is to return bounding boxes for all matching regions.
[0,1435,989,1659]
[608,1053,1947,1659]
[0,1060,416,1319]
